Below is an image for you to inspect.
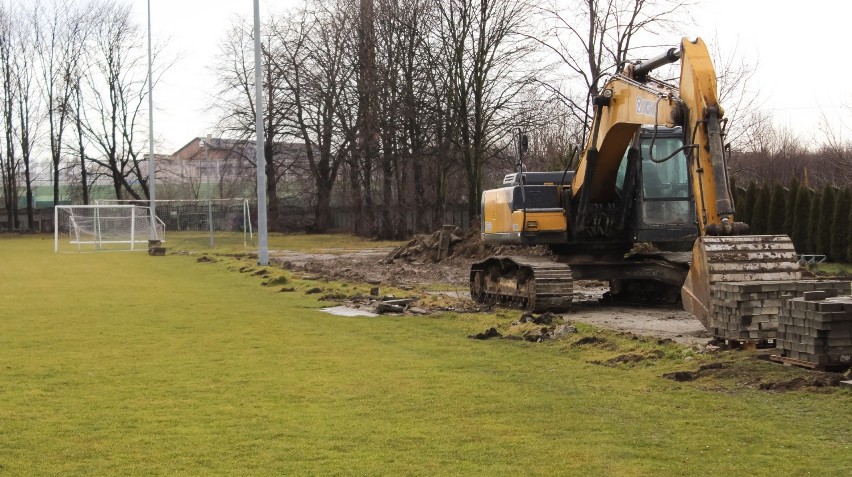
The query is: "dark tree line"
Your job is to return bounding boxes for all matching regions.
[0,0,165,231]
[215,0,693,237]
[4,0,851,243]
[735,179,852,263]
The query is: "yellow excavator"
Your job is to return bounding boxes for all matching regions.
[470,38,802,329]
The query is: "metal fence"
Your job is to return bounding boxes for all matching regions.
[274,203,472,233]
[2,203,473,235]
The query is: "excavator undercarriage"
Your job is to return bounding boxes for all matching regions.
[469,235,802,319]
[470,256,574,312]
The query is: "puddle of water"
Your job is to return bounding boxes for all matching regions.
[320,306,377,317]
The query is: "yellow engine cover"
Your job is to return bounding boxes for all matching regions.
[481,186,567,244]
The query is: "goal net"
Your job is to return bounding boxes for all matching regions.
[54,205,166,253]
[95,198,253,250]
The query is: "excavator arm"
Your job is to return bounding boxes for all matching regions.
[672,39,801,326]
[678,38,738,235]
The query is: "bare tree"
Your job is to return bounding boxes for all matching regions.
[71,62,90,204]
[397,0,445,232]
[0,3,19,229]
[706,36,760,150]
[343,0,449,237]
[34,0,91,209]
[214,15,302,231]
[371,0,410,237]
[816,113,852,186]
[436,0,541,218]
[10,5,41,230]
[521,93,583,171]
[266,1,358,232]
[536,0,690,149]
[353,0,378,235]
[82,1,162,201]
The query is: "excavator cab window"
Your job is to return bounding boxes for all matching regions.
[639,136,691,225]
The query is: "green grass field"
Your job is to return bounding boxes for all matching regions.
[1,234,850,476]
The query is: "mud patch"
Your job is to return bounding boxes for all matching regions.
[664,370,697,382]
[591,349,666,367]
[658,361,841,392]
[569,303,708,345]
[260,237,709,344]
[572,336,607,346]
[469,327,502,340]
[196,255,216,263]
[504,323,576,342]
[262,276,289,287]
[499,311,577,342]
[319,292,348,301]
[608,353,647,364]
[469,316,576,342]
[514,311,558,325]
[758,374,845,392]
[663,362,728,382]
[504,326,550,342]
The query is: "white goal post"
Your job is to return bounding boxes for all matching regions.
[54,205,166,253]
[95,198,253,248]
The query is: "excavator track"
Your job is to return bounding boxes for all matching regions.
[470,256,573,312]
[682,235,802,329]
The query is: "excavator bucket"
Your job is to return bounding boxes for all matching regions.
[682,235,802,329]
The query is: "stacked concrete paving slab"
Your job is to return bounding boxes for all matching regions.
[778,290,852,366]
[709,280,851,341]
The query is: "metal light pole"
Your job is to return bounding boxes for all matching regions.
[253,0,268,265]
[205,134,214,248]
[147,0,157,242]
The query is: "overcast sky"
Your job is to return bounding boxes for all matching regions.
[135,0,852,153]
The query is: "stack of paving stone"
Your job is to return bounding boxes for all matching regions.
[709,280,851,341]
[778,290,852,366]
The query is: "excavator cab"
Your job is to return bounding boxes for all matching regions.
[616,127,698,246]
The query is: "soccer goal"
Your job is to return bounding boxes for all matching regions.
[96,198,253,250]
[54,205,166,253]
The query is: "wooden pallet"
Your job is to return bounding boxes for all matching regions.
[768,355,851,372]
[718,338,776,351]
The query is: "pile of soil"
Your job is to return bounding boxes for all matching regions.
[385,225,474,263]
[663,362,849,392]
[385,223,550,263]
[272,223,559,290]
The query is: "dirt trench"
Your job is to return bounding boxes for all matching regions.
[267,233,709,345]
